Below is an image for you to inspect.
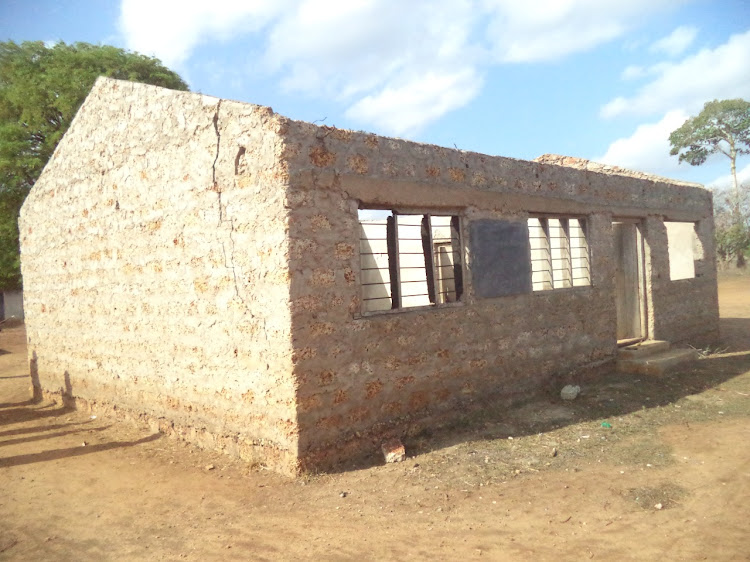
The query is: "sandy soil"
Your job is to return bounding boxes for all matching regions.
[1,277,748,561]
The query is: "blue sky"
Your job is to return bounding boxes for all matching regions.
[2,0,749,189]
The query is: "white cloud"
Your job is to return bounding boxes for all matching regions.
[263,0,480,101]
[260,0,683,133]
[602,29,750,118]
[119,0,483,134]
[118,0,691,134]
[261,0,482,135]
[621,62,669,80]
[597,110,689,175]
[649,25,698,57]
[118,0,287,67]
[481,0,686,63]
[708,162,750,189]
[621,65,647,80]
[345,69,483,136]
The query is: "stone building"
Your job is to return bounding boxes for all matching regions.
[20,78,719,475]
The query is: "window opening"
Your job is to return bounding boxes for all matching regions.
[569,218,590,287]
[665,221,697,280]
[527,216,590,291]
[359,209,463,313]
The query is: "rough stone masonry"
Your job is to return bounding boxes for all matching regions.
[19,78,719,475]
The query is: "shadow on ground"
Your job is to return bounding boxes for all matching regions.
[0,399,36,409]
[0,402,75,427]
[0,424,111,448]
[331,316,750,473]
[0,420,95,439]
[2,317,748,476]
[0,433,162,469]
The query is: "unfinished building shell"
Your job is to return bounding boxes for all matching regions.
[20,78,719,475]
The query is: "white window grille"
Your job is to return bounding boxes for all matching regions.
[528,216,590,291]
[359,210,463,313]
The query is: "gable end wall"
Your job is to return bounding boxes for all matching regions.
[19,78,300,474]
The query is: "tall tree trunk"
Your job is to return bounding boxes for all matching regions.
[730,142,741,225]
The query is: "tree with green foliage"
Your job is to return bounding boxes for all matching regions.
[669,99,750,267]
[0,41,188,289]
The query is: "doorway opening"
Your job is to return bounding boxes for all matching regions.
[613,220,647,346]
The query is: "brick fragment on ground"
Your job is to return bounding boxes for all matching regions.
[381,438,406,463]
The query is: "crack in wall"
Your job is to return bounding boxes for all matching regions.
[212,99,223,223]
[211,99,243,303]
[221,218,244,304]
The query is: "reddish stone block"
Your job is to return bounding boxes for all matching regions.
[381,438,406,463]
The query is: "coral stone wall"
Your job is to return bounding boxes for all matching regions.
[19,79,720,475]
[643,217,720,344]
[281,122,719,471]
[20,79,299,474]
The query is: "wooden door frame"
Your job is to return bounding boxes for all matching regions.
[613,218,648,346]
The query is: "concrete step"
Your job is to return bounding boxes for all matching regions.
[617,347,699,376]
[618,340,671,359]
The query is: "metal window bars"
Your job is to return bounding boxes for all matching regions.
[359,210,463,313]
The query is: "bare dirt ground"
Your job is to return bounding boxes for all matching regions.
[1,277,749,561]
